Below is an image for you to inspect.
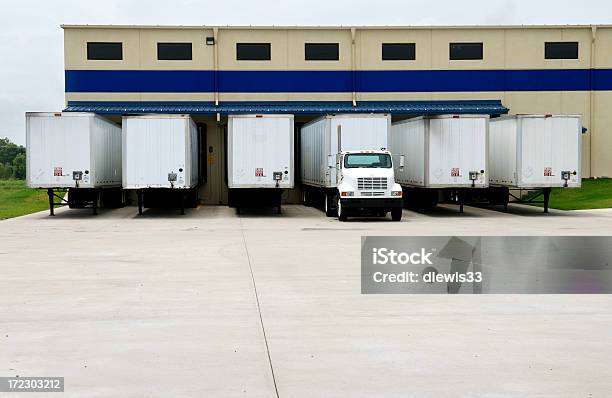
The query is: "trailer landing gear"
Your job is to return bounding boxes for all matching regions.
[47,188,59,216]
[468,187,553,213]
[543,188,551,213]
[47,188,101,216]
[502,187,552,213]
[137,189,144,215]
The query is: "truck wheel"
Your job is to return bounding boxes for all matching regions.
[337,198,347,221]
[391,208,403,221]
[324,193,335,217]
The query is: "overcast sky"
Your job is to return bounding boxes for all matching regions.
[1,0,611,145]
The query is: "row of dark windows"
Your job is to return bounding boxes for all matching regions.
[236,43,342,60]
[86,41,580,61]
[86,42,342,61]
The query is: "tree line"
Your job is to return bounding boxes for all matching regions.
[0,138,26,179]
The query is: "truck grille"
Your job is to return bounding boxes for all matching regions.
[361,191,385,197]
[358,177,387,190]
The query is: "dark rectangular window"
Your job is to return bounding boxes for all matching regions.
[87,42,122,60]
[305,43,339,61]
[236,43,271,60]
[157,43,192,60]
[449,42,483,60]
[382,43,416,60]
[545,42,579,59]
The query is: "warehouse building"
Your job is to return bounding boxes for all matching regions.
[61,25,612,204]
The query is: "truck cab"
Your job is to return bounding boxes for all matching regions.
[334,150,404,221]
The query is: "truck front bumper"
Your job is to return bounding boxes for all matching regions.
[340,198,403,209]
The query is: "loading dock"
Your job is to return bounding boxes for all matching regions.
[63,101,509,208]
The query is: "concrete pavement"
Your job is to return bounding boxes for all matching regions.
[1,204,611,397]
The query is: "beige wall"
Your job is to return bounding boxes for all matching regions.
[139,28,215,70]
[592,92,612,177]
[593,28,612,177]
[217,29,287,70]
[65,28,141,70]
[64,26,602,71]
[63,25,612,177]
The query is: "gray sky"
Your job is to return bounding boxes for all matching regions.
[1,0,611,145]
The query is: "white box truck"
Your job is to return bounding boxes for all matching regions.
[122,114,199,215]
[227,114,294,214]
[300,114,404,221]
[488,114,582,212]
[389,114,489,212]
[26,112,122,215]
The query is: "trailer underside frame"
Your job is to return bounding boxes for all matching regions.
[507,187,552,213]
[463,187,553,213]
[401,186,553,214]
[228,188,283,215]
[135,188,198,216]
[46,188,100,216]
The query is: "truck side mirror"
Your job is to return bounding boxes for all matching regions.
[399,155,405,170]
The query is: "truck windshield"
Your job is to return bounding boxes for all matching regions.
[344,153,392,168]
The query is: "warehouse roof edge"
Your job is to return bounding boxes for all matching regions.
[60,24,612,30]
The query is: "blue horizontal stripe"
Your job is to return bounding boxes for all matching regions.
[358,69,592,92]
[65,69,612,93]
[593,69,612,90]
[219,71,352,92]
[65,70,215,93]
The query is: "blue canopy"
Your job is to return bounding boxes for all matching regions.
[64,100,508,116]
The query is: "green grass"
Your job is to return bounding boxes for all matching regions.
[524,178,612,210]
[0,180,64,220]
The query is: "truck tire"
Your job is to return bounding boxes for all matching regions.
[324,192,336,217]
[391,208,403,221]
[337,198,347,221]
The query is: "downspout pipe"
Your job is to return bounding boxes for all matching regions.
[351,27,357,107]
[589,25,597,177]
[213,27,220,122]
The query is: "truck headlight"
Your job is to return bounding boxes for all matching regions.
[391,191,403,197]
[340,191,354,197]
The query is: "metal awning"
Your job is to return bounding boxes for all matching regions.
[64,100,508,115]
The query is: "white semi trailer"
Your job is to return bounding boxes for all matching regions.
[122,114,199,215]
[389,114,489,212]
[488,114,582,212]
[26,112,122,215]
[300,114,404,221]
[227,114,294,214]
